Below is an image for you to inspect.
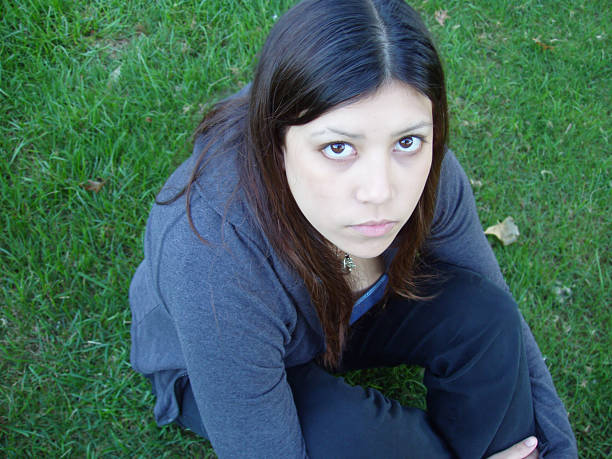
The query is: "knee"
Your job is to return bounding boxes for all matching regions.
[425,269,524,376]
[438,268,522,343]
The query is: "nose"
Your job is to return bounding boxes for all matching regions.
[354,154,393,204]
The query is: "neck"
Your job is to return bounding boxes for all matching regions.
[346,255,385,294]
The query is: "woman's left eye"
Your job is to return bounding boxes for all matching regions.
[395,136,423,153]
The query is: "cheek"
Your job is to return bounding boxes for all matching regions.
[290,173,342,207]
[399,153,432,202]
[286,155,340,199]
[415,156,432,193]
[418,151,433,186]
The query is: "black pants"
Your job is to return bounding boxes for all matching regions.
[177,264,535,458]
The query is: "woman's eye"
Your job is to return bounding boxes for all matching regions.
[396,136,423,153]
[321,142,356,159]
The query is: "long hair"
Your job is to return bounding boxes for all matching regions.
[166,0,448,368]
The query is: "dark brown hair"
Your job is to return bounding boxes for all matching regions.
[165,0,448,368]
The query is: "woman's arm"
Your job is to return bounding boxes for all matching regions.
[425,151,578,458]
[158,206,309,458]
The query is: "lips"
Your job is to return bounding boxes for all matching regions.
[349,220,397,237]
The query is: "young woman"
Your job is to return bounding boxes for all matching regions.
[129,1,577,457]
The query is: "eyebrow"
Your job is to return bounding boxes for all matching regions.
[310,121,433,139]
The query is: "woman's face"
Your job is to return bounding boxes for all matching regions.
[284,80,433,259]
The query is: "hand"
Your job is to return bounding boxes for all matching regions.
[486,437,539,459]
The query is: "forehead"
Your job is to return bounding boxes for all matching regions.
[302,81,432,133]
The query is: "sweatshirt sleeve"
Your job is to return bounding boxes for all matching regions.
[425,151,578,458]
[158,208,308,458]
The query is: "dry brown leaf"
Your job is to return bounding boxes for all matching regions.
[484,216,519,246]
[435,10,449,27]
[82,179,106,193]
[532,37,554,50]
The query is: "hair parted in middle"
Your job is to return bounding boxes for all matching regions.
[184,0,449,368]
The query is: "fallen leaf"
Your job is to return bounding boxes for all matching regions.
[470,178,483,188]
[484,216,519,246]
[435,10,449,27]
[553,283,573,304]
[109,65,122,83]
[532,37,554,50]
[552,315,560,323]
[82,179,106,193]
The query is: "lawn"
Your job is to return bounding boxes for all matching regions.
[1,0,609,457]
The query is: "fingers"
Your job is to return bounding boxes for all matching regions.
[487,437,539,459]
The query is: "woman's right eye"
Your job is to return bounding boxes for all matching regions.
[321,142,356,159]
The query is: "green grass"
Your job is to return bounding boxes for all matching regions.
[1,0,609,456]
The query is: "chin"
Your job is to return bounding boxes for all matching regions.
[347,241,393,259]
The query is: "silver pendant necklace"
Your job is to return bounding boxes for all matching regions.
[343,254,356,273]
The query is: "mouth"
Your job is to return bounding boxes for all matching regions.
[349,220,397,237]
